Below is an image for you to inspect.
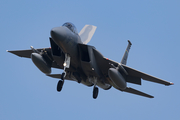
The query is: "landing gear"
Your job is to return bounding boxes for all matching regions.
[62,54,70,79]
[61,72,66,80]
[93,87,99,99]
[89,77,99,99]
[56,54,70,92]
[57,80,64,92]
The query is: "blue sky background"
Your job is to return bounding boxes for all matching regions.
[1,0,180,120]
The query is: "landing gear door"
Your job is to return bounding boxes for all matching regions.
[49,37,65,69]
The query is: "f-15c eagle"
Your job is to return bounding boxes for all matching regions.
[7,22,173,99]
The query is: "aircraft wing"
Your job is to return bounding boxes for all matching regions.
[121,64,173,86]
[7,48,51,58]
[100,58,173,98]
[7,49,36,58]
[105,58,173,86]
[7,48,61,69]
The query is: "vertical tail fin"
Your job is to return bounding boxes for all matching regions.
[79,25,97,44]
[120,40,132,65]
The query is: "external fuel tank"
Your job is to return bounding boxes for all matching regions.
[108,68,126,90]
[31,53,51,74]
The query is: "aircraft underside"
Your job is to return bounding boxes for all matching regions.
[7,22,173,99]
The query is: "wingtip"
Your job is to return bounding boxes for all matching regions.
[150,96,154,98]
[128,40,132,45]
[170,82,174,85]
[165,82,174,86]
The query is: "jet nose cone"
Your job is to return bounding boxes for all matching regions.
[50,27,67,41]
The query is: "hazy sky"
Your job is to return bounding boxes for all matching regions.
[1,0,180,120]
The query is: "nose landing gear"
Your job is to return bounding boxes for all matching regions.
[57,80,64,92]
[56,54,70,92]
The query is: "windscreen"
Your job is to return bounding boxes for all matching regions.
[62,22,78,34]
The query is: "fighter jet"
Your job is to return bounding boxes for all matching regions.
[7,22,173,99]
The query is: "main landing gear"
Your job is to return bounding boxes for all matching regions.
[57,80,64,92]
[91,77,99,99]
[57,54,70,92]
[93,86,99,99]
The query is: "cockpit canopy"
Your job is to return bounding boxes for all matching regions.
[62,22,78,34]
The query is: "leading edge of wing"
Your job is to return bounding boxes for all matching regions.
[7,49,33,58]
[122,64,174,86]
[123,87,154,98]
[7,48,51,58]
[7,48,61,69]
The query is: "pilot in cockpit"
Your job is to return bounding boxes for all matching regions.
[62,22,78,34]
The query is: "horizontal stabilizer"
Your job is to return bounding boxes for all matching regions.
[79,25,97,44]
[47,74,62,79]
[47,74,74,81]
[123,87,154,98]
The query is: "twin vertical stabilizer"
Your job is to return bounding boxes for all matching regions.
[121,40,132,65]
[79,25,97,44]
